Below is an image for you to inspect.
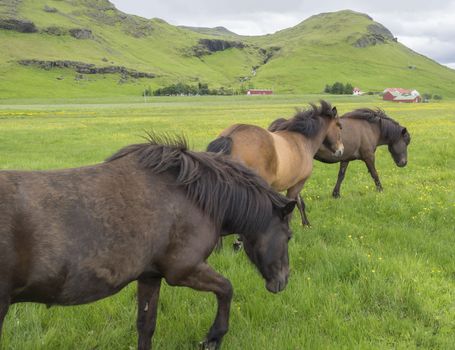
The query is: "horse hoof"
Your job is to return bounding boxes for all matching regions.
[332,192,340,198]
[232,241,243,252]
[199,340,219,350]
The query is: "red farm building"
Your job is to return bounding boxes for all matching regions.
[383,88,422,103]
[246,89,273,95]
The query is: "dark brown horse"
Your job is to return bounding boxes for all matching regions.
[313,108,411,197]
[0,135,296,350]
[209,101,343,226]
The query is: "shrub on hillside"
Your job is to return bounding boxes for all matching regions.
[324,82,354,94]
[153,83,235,96]
[422,93,443,101]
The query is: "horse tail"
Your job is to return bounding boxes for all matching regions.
[206,136,232,155]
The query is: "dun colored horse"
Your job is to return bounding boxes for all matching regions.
[0,135,296,350]
[314,108,411,197]
[209,100,343,226]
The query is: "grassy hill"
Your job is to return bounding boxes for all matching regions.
[178,25,239,37]
[1,1,455,99]
[249,11,455,95]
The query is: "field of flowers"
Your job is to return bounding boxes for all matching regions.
[0,95,454,349]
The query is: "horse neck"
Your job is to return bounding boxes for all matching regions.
[300,117,332,156]
[375,122,390,146]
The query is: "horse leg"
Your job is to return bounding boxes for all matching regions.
[167,263,232,350]
[332,161,349,198]
[287,182,309,226]
[232,236,243,252]
[297,194,310,226]
[216,236,243,253]
[0,295,10,341]
[214,237,223,252]
[364,157,383,192]
[137,278,162,350]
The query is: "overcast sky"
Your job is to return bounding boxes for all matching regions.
[111,0,455,69]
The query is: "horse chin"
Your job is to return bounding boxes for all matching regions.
[332,146,344,157]
[395,159,407,167]
[265,278,288,294]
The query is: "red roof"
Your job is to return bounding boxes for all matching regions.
[247,89,273,95]
[384,88,412,94]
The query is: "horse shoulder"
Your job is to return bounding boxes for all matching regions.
[338,119,362,158]
[354,121,380,157]
[158,209,218,286]
[270,132,313,190]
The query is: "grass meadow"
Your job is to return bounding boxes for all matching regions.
[0,94,454,349]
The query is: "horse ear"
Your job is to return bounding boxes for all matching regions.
[280,200,297,218]
[401,127,407,135]
[332,106,338,117]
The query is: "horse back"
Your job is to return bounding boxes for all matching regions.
[220,124,278,184]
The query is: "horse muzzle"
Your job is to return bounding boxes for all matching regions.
[397,159,407,167]
[265,275,288,294]
[333,146,344,157]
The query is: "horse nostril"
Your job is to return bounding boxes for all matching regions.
[334,147,344,157]
[398,159,407,167]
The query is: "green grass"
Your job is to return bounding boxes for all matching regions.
[2,3,455,98]
[1,94,454,349]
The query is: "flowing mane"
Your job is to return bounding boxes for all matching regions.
[267,100,336,137]
[343,108,409,143]
[106,134,291,235]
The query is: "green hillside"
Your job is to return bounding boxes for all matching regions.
[178,25,240,37]
[1,1,455,99]
[249,11,455,95]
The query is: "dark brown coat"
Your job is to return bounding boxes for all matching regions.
[315,108,411,197]
[0,135,296,350]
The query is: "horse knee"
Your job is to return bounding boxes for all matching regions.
[218,279,233,301]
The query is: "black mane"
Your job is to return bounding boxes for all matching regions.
[267,100,336,137]
[106,134,291,235]
[343,108,408,143]
[268,117,288,132]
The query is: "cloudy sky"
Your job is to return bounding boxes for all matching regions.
[111,0,455,69]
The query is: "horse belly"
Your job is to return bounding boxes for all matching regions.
[11,255,147,306]
[12,274,131,306]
